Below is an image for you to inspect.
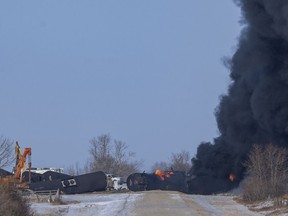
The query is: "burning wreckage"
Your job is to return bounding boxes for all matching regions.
[127,170,238,194]
[127,170,190,193]
[26,169,235,194]
[110,0,288,196]
[0,142,193,194]
[0,141,237,195]
[177,1,288,195]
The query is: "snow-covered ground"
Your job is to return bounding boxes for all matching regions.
[31,192,142,216]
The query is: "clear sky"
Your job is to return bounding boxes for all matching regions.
[0,1,241,172]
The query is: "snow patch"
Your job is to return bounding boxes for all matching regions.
[31,192,142,216]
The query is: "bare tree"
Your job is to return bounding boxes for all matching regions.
[0,137,14,169]
[66,162,83,176]
[150,150,191,173]
[150,161,169,172]
[114,140,127,168]
[243,144,288,202]
[89,134,141,179]
[89,134,114,173]
[83,160,91,174]
[111,140,141,178]
[169,150,191,173]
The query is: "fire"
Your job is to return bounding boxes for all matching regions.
[229,173,236,182]
[154,170,174,181]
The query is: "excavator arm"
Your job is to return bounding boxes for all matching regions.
[0,142,32,188]
[15,147,31,183]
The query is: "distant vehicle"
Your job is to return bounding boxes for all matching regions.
[30,167,64,174]
[106,174,127,190]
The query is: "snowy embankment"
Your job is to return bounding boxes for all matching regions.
[31,192,142,216]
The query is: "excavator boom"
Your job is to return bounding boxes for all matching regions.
[15,147,31,182]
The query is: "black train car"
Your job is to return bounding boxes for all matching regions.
[23,171,107,194]
[127,170,189,193]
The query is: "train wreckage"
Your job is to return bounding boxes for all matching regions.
[127,170,190,193]
[0,142,194,194]
[0,142,125,194]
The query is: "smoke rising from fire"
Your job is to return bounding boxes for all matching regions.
[189,1,288,194]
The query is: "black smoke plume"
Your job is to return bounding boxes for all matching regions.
[189,0,288,194]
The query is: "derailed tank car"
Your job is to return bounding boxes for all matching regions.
[23,170,108,194]
[127,170,189,193]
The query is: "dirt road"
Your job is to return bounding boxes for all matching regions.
[32,190,263,216]
[131,191,260,216]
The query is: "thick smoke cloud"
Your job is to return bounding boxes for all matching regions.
[189,0,288,194]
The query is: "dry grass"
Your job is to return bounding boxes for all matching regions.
[234,193,288,216]
[0,185,34,216]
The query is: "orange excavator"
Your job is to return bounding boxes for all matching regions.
[14,141,32,184]
[0,142,32,188]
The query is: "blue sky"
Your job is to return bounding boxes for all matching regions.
[0,1,241,172]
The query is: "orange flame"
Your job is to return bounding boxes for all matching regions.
[229,173,236,182]
[154,170,174,181]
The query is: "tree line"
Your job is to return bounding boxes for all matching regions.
[66,134,192,178]
[242,144,288,202]
[0,134,192,179]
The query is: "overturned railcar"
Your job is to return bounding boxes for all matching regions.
[22,171,107,194]
[127,170,189,193]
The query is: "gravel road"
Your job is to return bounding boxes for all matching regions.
[131,191,261,216]
[132,191,208,216]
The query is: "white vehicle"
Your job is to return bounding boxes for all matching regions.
[30,167,64,174]
[106,174,128,190]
